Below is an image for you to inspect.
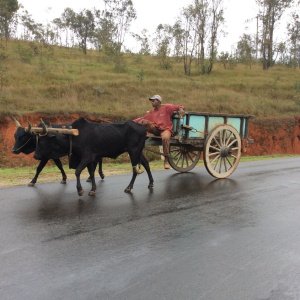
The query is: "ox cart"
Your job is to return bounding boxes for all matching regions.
[146,112,253,178]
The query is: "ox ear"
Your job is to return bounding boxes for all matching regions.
[12,117,22,128]
[40,118,48,134]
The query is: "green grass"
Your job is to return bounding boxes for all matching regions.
[1,40,300,119]
[0,155,298,188]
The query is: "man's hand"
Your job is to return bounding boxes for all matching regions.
[178,108,185,118]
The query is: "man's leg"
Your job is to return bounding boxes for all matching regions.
[161,130,172,169]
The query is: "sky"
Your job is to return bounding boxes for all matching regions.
[18,0,292,53]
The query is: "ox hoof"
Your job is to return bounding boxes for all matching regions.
[100,174,105,180]
[148,183,154,189]
[28,182,35,187]
[124,187,132,193]
[78,190,84,196]
[61,180,67,184]
[88,191,96,196]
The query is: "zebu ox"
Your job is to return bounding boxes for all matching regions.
[34,117,154,196]
[11,119,104,186]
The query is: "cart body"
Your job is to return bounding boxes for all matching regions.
[146,111,253,178]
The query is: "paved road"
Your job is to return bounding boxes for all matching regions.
[1,158,300,300]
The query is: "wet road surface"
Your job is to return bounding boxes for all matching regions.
[1,157,300,299]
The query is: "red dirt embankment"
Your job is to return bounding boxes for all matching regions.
[1,113,300,167]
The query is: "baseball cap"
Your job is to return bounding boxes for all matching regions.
[149,95,162,102]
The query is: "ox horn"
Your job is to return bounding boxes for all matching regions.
[12,117,22,128]
[40,119,48,134]
[26,122,32,133]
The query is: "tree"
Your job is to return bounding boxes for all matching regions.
[207,0,224,73]
[256,0,294,69]
[179,4,198,75]
[93,10,116,52]
[287,12,300,68]
[172,21,184,59]
[219,51,237,69]
[175,0,224,75]
[132,29,151,55]
[60,8,95,54]
[102,0,136,54]
[274,42,289,64]
[19,10,44,42]
[236,34,255,67]
[195,0,209,72]
[154,24,173,69]
[0,0,19,40]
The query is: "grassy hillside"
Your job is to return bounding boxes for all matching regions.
[1,40,300,119]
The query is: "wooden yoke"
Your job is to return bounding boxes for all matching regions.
[29,127,79,136]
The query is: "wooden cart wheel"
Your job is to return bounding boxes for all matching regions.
[168,144,201,172]
[204,124,241,178]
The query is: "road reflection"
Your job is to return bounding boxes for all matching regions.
[16,171,243,243]
[164,172,239,198]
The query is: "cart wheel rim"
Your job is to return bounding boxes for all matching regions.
[204,124,241,178]
[168,144,201,172]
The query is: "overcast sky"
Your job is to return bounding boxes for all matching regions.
[18,0,292,53]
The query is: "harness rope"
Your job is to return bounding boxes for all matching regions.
[69,135,73,157]
[13,136,33,152]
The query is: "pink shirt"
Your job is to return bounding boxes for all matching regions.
[134,103,184,131]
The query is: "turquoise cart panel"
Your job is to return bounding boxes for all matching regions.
[188,115,206,138]
[207,117,225,132]
[227,117,241,134]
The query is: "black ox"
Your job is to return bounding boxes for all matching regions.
[34,117,154,196]
[12,119,104,186]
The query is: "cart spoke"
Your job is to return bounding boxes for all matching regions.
[191,151,199,160]
[170,149,181,160]
[209,145,221,152]
[224,131,233,146]
[223,157,228,172]
[227,139,238,148]
[175,152,183,166]
[218,131,225,147]
[184,154,189,167]
[213,156,221,170]
[210,153,220,164]
[219,158,222,173]
[222,130,227,146]
[181,154,186,168]
[209,151,219,157]
[187,152,196,163]
[213,136,222,149]
[225,156,233,167]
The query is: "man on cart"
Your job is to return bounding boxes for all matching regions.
[134,94,185,169]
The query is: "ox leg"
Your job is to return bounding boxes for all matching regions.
[87,163,97,196]
[86,160,104,182]
[124,150,142,193]
[53,158,67,184]
[140,153,154,189]
[124,169,138,193]
[98,159,105,180]
[29,159,48,186]
[75,161,88,196]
